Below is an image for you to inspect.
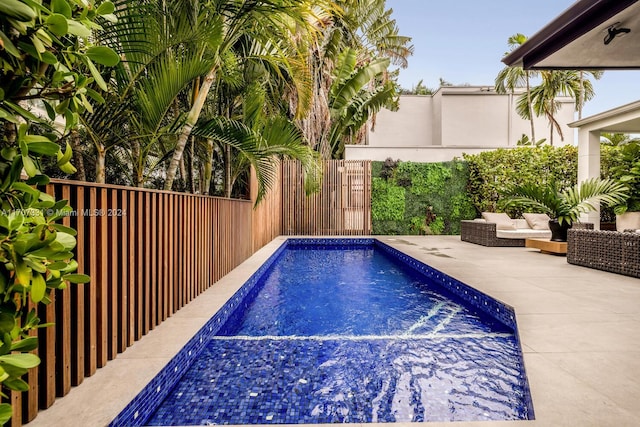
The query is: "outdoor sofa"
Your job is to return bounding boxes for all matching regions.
[461,212,553,247]
[567,228,640,278]
[461,212,594,247]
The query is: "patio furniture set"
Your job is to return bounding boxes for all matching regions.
[461,213,640,278]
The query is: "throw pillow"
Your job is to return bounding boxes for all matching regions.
[481,212,516,230]
[523,213,551,230]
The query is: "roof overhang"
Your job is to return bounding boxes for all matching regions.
[502,0,640,70]
[568,100,640,132]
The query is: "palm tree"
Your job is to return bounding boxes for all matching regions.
[577,70,604,120]
[495,34,538,145]
[601,132,640,146]
[84,0,212,185]
[295,0,413,158]
[163,0,331,190]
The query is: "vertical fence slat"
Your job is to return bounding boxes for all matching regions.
[56,185,72,396]
[144,192,151,335]
[119,191,128,352]
[39,185,56,409]
[97,188,108,368]
[72,186,85,385]
[127,191,135,346]
[150,193,157,328]
[85,188,97,376]
[109,189,119,360]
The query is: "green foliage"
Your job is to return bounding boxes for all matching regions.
[371,160,476,235]
[371,178,405,221]
[608,141,640,214]
[328,48,393,158]
[0,0,112,420]
[500,178,629,226]
[464,146,578,216]
[516,134,546,146]
[500,178,627,225]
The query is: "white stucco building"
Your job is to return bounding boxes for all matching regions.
[345,86,576,162]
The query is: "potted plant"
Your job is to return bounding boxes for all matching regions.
[500,178,628,241]
[609,141,640,231]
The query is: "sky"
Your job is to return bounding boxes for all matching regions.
[387,0,640,118]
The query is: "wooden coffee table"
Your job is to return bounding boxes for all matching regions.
[525,238,567,255]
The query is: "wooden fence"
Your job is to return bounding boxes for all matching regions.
[10,178,282,426]
[281,160,372,235]
[15,160,369,425]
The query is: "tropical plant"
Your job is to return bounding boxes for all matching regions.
[516,70,599,145]
[327,48,393,157]
[0,0,110,422]
[163,0,331,190]
[496,33,539,145]
[401,79,434,95]
[500,178,628,226]
[601,132,640,146]
[609,141,640,214]
[297,0,413,158]
[516,134,546,147]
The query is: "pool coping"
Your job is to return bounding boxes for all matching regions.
[28,235,640,427]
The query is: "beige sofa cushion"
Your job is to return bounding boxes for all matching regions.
[496,229,552,239]
[481,212,516,230]
[514,219,531,229]
[523,213,551,230]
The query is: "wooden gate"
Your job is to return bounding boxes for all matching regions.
[281,160,372,235]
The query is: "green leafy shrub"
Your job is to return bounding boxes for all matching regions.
[464,146,578,217]
[0,0,116,422]
[371,178,405,221]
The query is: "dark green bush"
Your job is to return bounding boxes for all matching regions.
[463,146,578,216]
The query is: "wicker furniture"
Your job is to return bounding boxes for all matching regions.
[567,229,640,278]
[460,220,526,247]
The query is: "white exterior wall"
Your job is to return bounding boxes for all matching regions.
[351,86,576,162]
[441,93,509,146]
[369,96,432,146]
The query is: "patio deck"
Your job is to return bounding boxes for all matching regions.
[29,236,640,427]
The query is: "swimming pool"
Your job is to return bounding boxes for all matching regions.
[111,238,534,425]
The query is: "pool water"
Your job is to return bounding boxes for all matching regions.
[139,242,533,425]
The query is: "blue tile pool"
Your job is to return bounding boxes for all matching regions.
[111,238,534,425]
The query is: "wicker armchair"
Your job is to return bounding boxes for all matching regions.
[567,229,640,278]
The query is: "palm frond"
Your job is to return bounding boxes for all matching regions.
[501,178,629,225]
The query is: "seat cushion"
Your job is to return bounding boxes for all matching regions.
[496,229,552,239]
[523,213,551,230]
[481,212,516,230]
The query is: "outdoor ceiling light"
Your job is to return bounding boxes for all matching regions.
[604,23,631,45]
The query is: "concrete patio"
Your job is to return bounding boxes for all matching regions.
[29,235,640,427]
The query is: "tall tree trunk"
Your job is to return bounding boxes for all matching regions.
[189,136,196,193]
[70,129,86,181]
[179,156,187,186]
[164,69,216,190]
[130,138,142,187]
[203,138,214,194]
[526,72,536,144]
[578,71,584,120]
[224,144,232,198]
[95,144,106,183]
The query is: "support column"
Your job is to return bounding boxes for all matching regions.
[577,128,601,228]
